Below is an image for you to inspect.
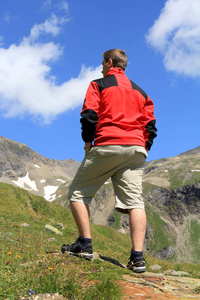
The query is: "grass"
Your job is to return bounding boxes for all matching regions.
[0,219,126,299]
[168,166,200,190]
[145,202,176,254]
[0,182,129,299]
[194,286,200,294]
[182,219,200,262]
[83,278,122,299]
[0,182,200,299]
[107,210,122,230]
[142,181,161,194]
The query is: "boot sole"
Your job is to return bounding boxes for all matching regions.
[126,265,146,273]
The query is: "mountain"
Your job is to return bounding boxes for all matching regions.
[0,135,200,263]
[0,136,80,201]
[143,146,200,190]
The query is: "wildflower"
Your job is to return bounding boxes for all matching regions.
[16,255,20,258]
[48,267,54,271]
[7,252,11,255]
[29,289,35,296]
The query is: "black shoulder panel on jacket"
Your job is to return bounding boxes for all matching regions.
[93,75,118,93]
[130,80,148,101]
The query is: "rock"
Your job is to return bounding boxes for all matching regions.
[48,238,56,242]
[5,232,13,236]
[20,223,30,227]
[56,223,64,229]
[154,246,176,259]
[20,260,40,267]
[33,293,67,300]
[165,270,192,277]
[117,228,127,234]
[20,293,67,300]
[45,225,63,236]
[122,272,200,299]
[150,264,162,271]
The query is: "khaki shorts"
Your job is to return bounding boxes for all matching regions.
[68,145,147,214]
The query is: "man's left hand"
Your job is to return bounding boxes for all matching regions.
[84,142,92,152]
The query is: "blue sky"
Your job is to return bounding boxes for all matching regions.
[0,0,199,163]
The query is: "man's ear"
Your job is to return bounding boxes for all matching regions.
[108,59,114,68]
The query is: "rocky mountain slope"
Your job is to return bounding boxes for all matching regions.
[0,136,80,201]
[0,135,199,263]
[143,146,200,190]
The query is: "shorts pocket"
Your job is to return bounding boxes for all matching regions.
[135,147,148,158]
[95,148,118,157]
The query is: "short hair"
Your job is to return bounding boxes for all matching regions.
[103,49,128,70]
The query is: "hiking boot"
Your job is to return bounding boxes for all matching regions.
[61,238,93,259]
[126,256,146,273]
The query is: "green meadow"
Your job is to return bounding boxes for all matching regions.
[0,182,199,299]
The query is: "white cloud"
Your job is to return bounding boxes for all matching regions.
[0,14,102,124]
[61,1,69,13]
[41,0,69,16]
[29,13,69,42]
[43,0,53,6]
[146,0,200,77]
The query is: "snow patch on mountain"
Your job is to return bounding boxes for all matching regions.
[57,179,65,183]
[40,179,46,183]
[44,185,58,202]
[12,172,38,191]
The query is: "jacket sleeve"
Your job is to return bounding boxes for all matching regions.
[142,96,157,150]
[80,81,100,142]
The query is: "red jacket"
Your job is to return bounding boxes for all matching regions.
[81,68,157,150]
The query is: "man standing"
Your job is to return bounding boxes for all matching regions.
[61,49,157,273]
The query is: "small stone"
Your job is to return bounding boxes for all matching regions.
[48,238,56,242]
[29,293,67,299]
[20,223,30,227]
[5,232,13,236]
[150,264,162,271]
[165,270,192,277]
[56,223,64,229]
[45,224,63,235]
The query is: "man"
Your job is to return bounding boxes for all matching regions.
[61,49,157,273]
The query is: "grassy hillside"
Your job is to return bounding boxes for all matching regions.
[145,201,176,254]
[0,182,199,299]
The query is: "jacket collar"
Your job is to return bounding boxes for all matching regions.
[106,67,125,77]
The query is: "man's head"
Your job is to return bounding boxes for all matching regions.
[102,49,127,77]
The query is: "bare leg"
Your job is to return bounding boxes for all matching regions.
[70,201,91,238]
[128,208,146,251]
